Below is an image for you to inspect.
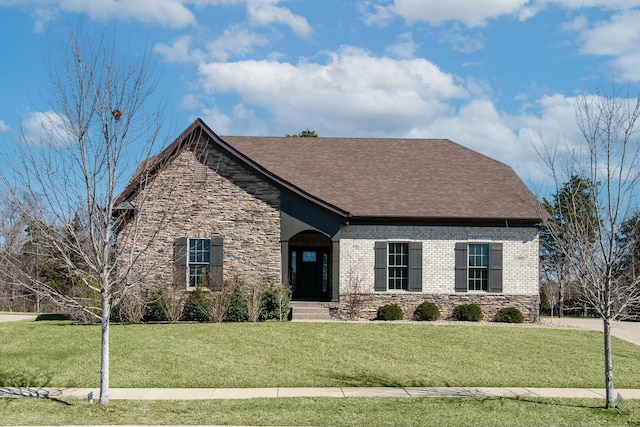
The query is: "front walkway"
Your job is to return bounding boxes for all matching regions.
[2,386,640,400]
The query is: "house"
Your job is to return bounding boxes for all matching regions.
[116,118,542,321]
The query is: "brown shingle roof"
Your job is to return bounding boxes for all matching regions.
[221,135,540,221]
[118,119,541,222]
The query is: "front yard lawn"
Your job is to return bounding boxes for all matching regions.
[2,397,640,426]
[1,320,640,389]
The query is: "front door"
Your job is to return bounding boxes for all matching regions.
[290,248,330,300]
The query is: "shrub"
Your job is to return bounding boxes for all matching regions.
[260,283,291,321]
[110,302,128,323]
[453,303,482,322]
[207,281,236,323]
[181,286,211,322]
[414,301,440,321]
[246,278,266,323]
[111,293,146,324]
[495,307,524,323]
[225,277,248,322]
[376,303,404,321]
[144,288,170,322]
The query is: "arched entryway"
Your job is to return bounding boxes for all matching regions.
[289,231,332,301]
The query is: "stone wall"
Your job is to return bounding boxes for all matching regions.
[118,139,282,290]
[331,293,540,322]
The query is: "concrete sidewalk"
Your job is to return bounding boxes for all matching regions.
[2,386,640,400]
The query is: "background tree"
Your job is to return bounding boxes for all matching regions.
[540,175,598,317]
[0,193,35,312]
[286,129,318,137]
[615,213,640,304]
[539,83,640,408]
[0,27,169,406]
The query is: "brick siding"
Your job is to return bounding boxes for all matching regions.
[337,224,540,321]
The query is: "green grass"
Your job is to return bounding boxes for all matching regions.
[1,320,640,389]
[2,397,640,426]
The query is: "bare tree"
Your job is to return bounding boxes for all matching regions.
[0,27,169,406]
[0,194,30,311]
[343,267,366,320]
[539,83,640,408]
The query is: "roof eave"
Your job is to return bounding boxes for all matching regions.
[348,215,542,227]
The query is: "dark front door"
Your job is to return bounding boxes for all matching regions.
[290,248,330,301]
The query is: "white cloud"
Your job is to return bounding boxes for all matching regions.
[155,28,274,64]
[32,7,56,32]
[535,0,640,10]
[360,0,640,27]
[358,1,396,26]
[439,26,485,53]
[197,46,468,135]
[10,0,196,29]
[71,0,196,27]
[20,111,73,146]
[0,120,10,132]
[205,25,270,61]
[365,0,530,27]
[189,42,600,186]
[199,106,233,134]
[576,11,640,56]
[567,10,640,80]
[247,0,312,38]
[385,32,419,58]
[154,35,201,63]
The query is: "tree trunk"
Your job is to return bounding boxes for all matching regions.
[603,317,615,408]
[99,293,110,407]
[558,264,565,317]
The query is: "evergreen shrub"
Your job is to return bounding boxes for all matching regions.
[452,303,482,322]
[376,303,404,321]
[495,307,524,323]
[414,301,440,321]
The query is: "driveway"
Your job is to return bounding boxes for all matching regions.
[0,314,36,322]
[541,316,640,346]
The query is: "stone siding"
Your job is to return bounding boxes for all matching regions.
[331,293,540,322]
[118,140,281,290]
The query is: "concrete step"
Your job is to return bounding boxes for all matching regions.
[290,302,332,321]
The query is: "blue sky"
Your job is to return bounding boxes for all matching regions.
[1,0,640,190]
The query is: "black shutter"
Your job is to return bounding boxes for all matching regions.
[489,243,503,293]
[454,242,468,293]
[173,237,188,288]
[374,241,387,292]
[408,242,422,292]
[209,237,224,291]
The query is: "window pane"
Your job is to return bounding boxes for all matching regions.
[187,238,211,288]
[388,243,409,290]
[468,244,489,291]
[303,251,316,262]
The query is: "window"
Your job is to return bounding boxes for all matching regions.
[468,243,489,291]
[388,243,409,290]
[188,238,211,288]
[455,242,502,293]
[174,237,224,290]
[374,241,422,292]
